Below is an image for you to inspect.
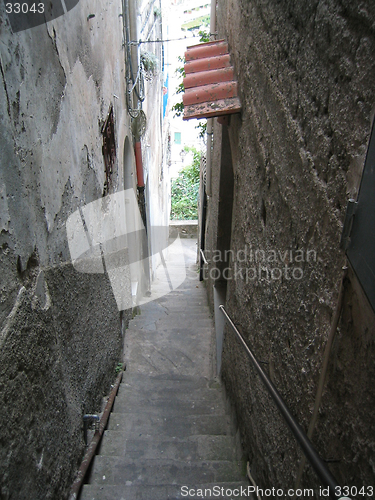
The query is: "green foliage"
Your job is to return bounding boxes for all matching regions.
[171,56,186,117]
[198,29,210,41]
[115,362,124,375]
[172,101,184,117]
[170,148,201,220]
[196,121,207,139]
[171,29,210,120]
[181,15,210,31]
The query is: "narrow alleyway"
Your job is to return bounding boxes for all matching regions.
[80,238,251,500]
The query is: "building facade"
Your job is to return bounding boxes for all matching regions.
[202,0,375,494]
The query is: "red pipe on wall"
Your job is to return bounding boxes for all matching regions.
[68,370,123,500]
[134,141,145,188]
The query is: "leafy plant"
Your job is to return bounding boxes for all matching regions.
[198,29,210,42]
[115,362,124,374]
[171,30,209,138]
[170,147,201,220]
[196,121,207,139]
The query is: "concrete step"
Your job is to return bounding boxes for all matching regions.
[98,433,243,461]
[125,324,214,338]
[123,351,212,378]
[107,413,235,438]
[81,481,253,500]
[156,319,214,330]
[119,372,218,389]
[87,457,246,486]
[113,374,226,416]
[117,374,222,401]
[113,397,226,416]
[130,307,212,323]
[118,374,222,397]
[155,297,210,306]
[125,326,214,340]
[166,294,210,302]
[123,335,213,378]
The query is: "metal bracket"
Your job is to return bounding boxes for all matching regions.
[340,199,358,251]
[199,249,208,265]
[83,414,100,445]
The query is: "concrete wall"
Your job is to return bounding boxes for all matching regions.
[0,0,156,497]
[204,0,375,494]
[140,0,170,275]
[136,0,186,280]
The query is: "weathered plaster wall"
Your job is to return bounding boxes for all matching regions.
[141,4,171,274]
[0,1,134,497]
[205,0,375,494]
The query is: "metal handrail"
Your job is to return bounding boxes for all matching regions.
[219,305,346,500]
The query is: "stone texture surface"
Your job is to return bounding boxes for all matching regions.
[204,0,375,495]
[0,1,133,498]
[169,220,199,239]
[0,265,122,500]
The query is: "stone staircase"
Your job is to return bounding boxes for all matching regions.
[80,239,251,500]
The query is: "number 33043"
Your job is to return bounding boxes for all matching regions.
[5,3,45,14]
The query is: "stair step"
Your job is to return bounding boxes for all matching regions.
[87,457,246,486]
[124,329,214,346]
[107,413,235,438]
[127,321,213,330]
[117,374,223,402]
[113,395,225,416]
[155,301,210,308]
[156,319,214,330]
[123,337,213,378]
[98,433,242,461]
[127,319,213,332]
[152,299,210,309]
[125,327,214,341]
[120,372,218,389]
[81,482,253,500]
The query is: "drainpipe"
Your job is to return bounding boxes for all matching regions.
[134,140,147,229]
[134,141,145,188]
[69,370,123,500]
[205,0,217,197]
[199,0,216,273]
[128,0,139,91]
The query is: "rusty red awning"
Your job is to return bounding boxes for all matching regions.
[182,40,241,120]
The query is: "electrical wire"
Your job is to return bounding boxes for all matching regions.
[247,462,262,500]
[129,35,201,45]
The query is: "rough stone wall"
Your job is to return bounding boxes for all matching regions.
[0,1,133,498]
[204,0,375,494]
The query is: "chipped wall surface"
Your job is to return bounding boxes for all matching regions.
[140,3,169,274]
[204,0,375,494]
[0,0,141,497]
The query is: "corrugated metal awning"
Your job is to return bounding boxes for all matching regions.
[183,40,241,120]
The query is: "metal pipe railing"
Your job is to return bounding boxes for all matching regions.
[219,305,346,500]
[69,370,123,500]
